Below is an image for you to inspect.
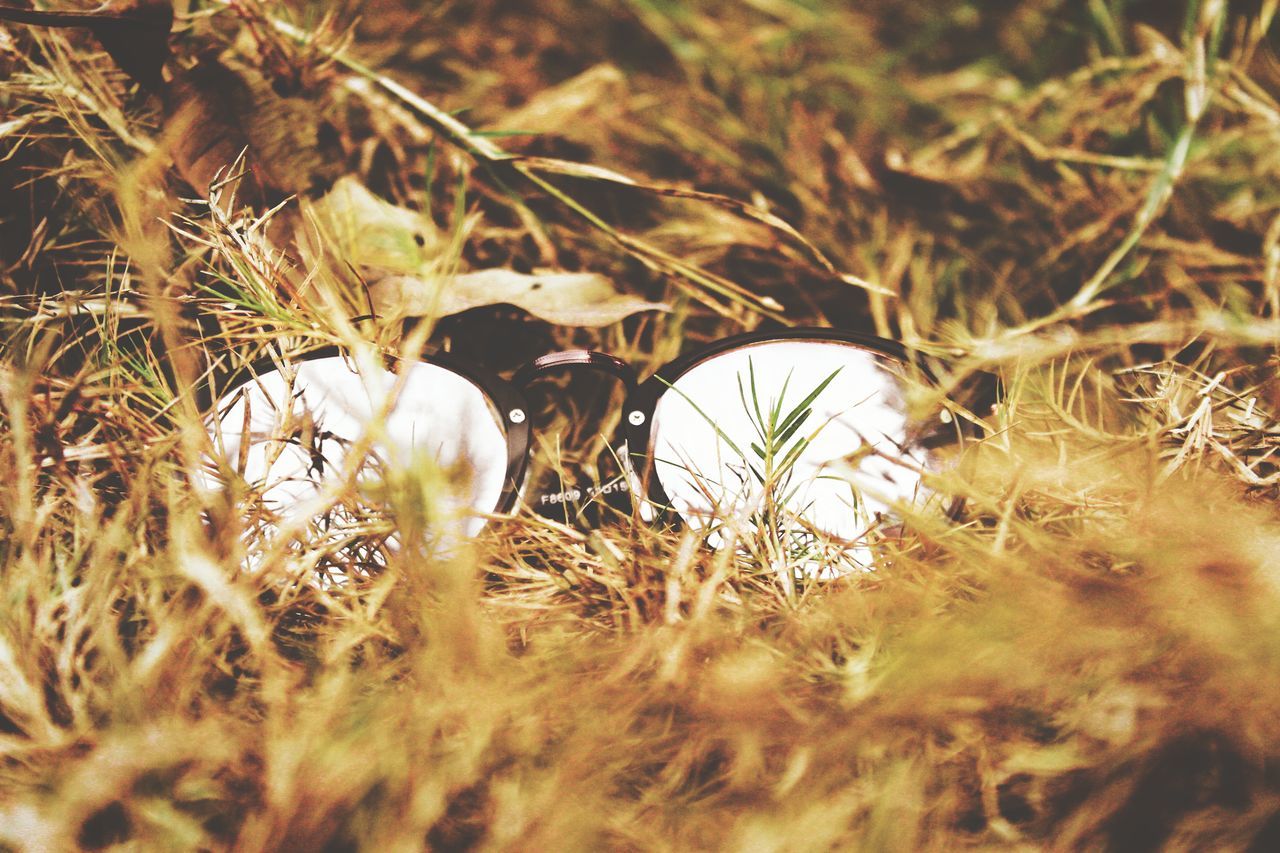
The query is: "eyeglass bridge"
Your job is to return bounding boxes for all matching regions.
[512,350,638,391]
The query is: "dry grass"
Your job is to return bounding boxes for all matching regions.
[5,0,1280,849]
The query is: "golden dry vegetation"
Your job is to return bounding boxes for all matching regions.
[4,0,1280,849]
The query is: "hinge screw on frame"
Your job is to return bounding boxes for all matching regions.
[628,411,645,426]
[509,409,526,424]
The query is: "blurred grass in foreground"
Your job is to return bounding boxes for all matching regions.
[5,0,1280,848]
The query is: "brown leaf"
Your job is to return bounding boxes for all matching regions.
[0,4,340,205]
[162,53,342,204]
[492,63,626,134]
[0,0,172,90]
[370,270,669,327]
[308,180,667,326]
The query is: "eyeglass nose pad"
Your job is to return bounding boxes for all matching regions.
[511,350,638,391]
[619,440,657,523]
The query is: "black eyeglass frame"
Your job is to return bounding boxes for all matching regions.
[201,328,961,526]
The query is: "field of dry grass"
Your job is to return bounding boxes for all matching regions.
[5,0,1280,849]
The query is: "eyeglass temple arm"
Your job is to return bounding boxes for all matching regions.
[512,350,638,392]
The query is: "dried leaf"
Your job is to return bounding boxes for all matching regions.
[0,3,339,204]
[494,63,626,133]
[303,176,442,275]
[370,270,669,327]
[643,205,778,259]
[310,178,665,326]
[163,53,342,203]
[162,58,264,205]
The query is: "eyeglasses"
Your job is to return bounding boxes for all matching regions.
[200,328,968,569]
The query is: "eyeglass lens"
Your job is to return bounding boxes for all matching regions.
[647,340,942,567]
[204,356,509,546]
